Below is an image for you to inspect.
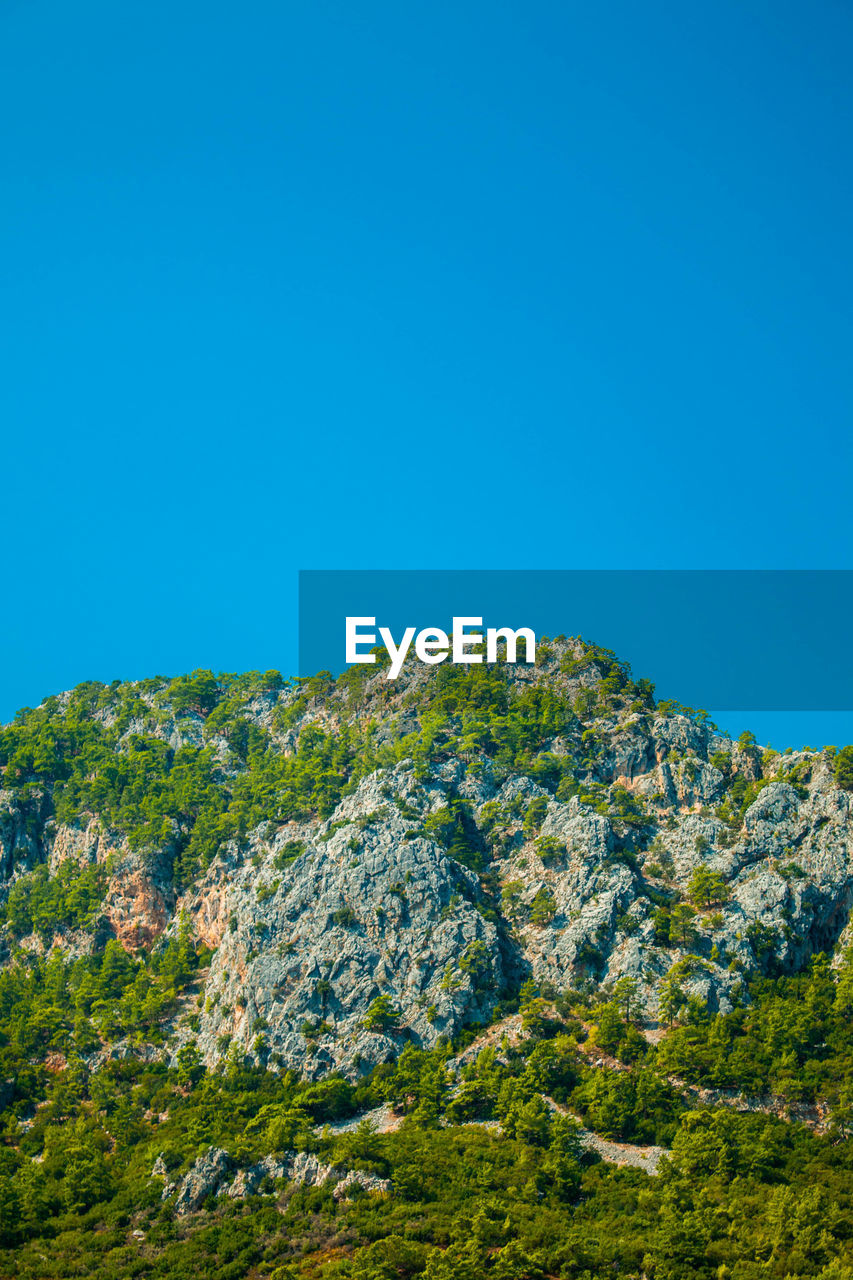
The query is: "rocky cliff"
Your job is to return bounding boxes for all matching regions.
[1,639,851,1079]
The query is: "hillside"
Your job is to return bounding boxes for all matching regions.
[2,639,853,1277]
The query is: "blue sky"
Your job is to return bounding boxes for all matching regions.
[1,1,851,746]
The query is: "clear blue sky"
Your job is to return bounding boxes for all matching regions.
[2,1,851,746]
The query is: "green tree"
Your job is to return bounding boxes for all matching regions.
[835,744,853,791]
[363,994,401,1033]
[520,996,550,1039]
[658,970,685,1028]
[595,1001,625,1054]
[670,902,697,947]
[541,1113,582,1201]
[0,1178,21,1247]
[514,1093,552,1147]
[613,974,639,1022]
[688,866,730,908]
[349,1236,429,1278]
[523,797,548,837]
[459,941,492,991]
[529,888,556,926]
[835,947,853,1015]
[424,1240,485,1280]
[176,1040,204,1087]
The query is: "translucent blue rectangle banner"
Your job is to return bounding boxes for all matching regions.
[298,569,853,711]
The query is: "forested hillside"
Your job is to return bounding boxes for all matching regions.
[1,639,853,1277]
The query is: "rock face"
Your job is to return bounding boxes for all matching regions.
[45,820,177,952]
[224,1155,292,1199]
[333,1168,392,1200]
[175,742,853,1076]
[2,638,853,1078]
[47,818,122,873]
[165,1147,235,1214]
[102,852,175,951]
[0,789,44,877]
[193,767,504,1078]
[157,1147,370,1211]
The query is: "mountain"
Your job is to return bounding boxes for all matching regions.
[2,638,853,1278]
[3,638,851,1075]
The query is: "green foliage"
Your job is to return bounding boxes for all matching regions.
[331,907,357,928]
[656,955,853,1101]
[528,888,556,926]
[835,744,853,791]
[274,840,306,869]
[608,786,648,827]
[363,995,401,1033]
[167,670,221,716]
[669,902,697,947]
[0,923,208,1122]
[2,957,853,1277]
[612,974,639,1021]
[710,749,732,780]
[423,799,484,873]
[572,1065,681,1144]
[687,865,730,908]
[0,674,379,888]
[534,835,564,864]
[256,878,280,904]
[521,797,548,837]
[458,941,494,992]
[0,649,648,901]
[2,861,106,941]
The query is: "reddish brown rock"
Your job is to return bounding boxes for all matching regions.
[105,862,172,951]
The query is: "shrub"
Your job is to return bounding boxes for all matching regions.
[530,888,557,926]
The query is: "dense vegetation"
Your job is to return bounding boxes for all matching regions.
[2,952,853,1277]
[0,671,369,888]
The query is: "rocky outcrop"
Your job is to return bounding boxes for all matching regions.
[47,819,175,951]
[102,851,175,951]
[284,1150,342,1187]
[333,1169,392,1200]
[161,736,853,1073]
[156,1146,388,1213]
[164,1146,235,1214]
[225,1155,291,1198]
[188,767,505,1078]
[47,818,123,873]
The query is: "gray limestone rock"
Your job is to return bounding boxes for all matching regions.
[333,1168,392,1200]
[168,1147,235,1215]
